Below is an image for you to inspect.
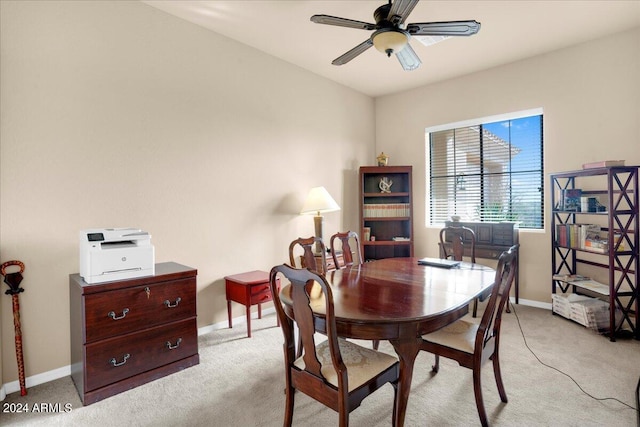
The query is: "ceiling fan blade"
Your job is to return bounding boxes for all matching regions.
[407,20,481,36]
[311,14,376,31]
[396,43,421,71]
[388,0,420,25]
[332,39,374,65]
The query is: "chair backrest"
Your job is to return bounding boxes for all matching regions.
[288,236,326,272]
[329,231,363,269]
[440,226,476,263]
[476,244,519,359]
[270,264,346,388]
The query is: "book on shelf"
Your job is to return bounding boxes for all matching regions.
[561,189,582,211]
[553,274,589,282]
[580,224,600,249]
[570,279,609,295]
[552,274,609,295]
[582,160,625,169]
[363,227,371,242]
[555,223,610,251]
[555,223,582,248]
[556,224,567,247]
[584,229,606,252]
[363,203,410,218]
[580,196,599,212]
[583,228,624,253]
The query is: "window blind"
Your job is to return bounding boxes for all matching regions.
[429,114,543,229]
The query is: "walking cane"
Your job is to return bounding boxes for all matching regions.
[1,260,27,396]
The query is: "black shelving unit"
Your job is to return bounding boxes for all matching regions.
[550,166,639,341]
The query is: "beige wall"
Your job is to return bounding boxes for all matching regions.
[375,27,640,303]
[1,0,639,391]
[0,1,374,387]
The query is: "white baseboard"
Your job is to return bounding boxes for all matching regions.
[0,307,277,399]
[3,365,71,397]
[197,306,276,336]
[3,302,551,399]
[513,297,552,310]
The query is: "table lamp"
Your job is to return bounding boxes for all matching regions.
[300,186,340,254]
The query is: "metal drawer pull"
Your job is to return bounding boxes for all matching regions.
[109,353,130,367]
[107,308,129,320]
[166,338,182,350]
[164,297,181,308]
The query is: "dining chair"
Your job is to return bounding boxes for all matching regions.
[329,231,363,269]
[288,236,327,273]
[440,225,482,317]
[439,225,476,263]
[419,244,518,427]
[288,236,329,358]
[329,231,380,350]
[269,264,399,427]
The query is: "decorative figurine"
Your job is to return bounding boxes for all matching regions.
[379,177,393,193]
[1,260,27,396]
[376,152,389,166]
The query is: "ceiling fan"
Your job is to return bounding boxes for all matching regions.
[311,0,480,71]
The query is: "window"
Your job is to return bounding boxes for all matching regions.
[427,109,543,229]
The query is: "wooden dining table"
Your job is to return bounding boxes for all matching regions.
[279,256,496,427]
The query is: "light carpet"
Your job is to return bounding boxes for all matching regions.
[2,304,639,426]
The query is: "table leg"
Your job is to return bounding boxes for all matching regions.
[506,251,518,313]
[227,300,232,328]
[389,337,421,427]
[258,303,262,319]
[246,305,252,338]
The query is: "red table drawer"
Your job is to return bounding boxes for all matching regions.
[250,286,273,304]
[250,282,270,295]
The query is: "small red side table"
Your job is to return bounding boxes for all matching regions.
[225,270,280,338]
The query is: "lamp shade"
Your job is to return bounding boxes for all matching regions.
[300,187,340,215]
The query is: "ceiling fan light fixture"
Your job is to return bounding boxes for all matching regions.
[312,1,480,69]
[372,29,409,57]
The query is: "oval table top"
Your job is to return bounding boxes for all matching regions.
[279,256,496,338]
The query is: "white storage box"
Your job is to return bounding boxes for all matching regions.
[569,298,608,328]
[552,293,622,332]
[552,293,592,320]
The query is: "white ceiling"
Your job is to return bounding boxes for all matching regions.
[142,1,640,98]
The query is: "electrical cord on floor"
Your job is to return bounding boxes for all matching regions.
[509,303,639,418]
[636,375,639,427]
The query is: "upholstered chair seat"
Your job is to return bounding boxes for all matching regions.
[294,338,398,391]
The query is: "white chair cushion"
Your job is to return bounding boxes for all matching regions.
[294,338,398,391]
[422,319,478,354]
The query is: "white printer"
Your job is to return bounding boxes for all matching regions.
[79,228,155,284]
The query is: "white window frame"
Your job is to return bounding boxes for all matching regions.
[425,107,544,229]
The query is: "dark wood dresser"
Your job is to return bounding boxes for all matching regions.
[70,262,199,405]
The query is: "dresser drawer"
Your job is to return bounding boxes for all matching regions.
[84,277,195,343]
[476,247,505,259]
[250,285,273,305]
[491,224,514,244]
[85,318,197,392]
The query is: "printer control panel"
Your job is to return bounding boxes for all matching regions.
[87,233,104,242]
